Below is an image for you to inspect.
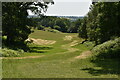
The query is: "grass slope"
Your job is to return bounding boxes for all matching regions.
[2,30,118,78]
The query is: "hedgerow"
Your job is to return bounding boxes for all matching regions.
[92,37,120,58]
[0,48,24,57]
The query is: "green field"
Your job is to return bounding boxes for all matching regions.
[2,30,118,78]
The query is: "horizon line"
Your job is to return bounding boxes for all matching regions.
[44,14,85,17]
[28,14,85,17]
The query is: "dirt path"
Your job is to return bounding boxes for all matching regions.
[75,51,92,59]
[63,36,73,41]
[26,38,56,45]
[67,50,92,62]
[57,40,79,54]
[2,35,91,60]
[62,36,92,61]
[2,55,45,59]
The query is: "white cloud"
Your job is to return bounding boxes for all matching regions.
[54,0,92,2]
[45,1,92,16]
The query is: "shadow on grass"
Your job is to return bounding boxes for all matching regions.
[30,46,53,50]
[81,50,120,76]
[29,46,53,53]
[29,50,46,53]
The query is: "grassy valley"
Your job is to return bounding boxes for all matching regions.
[2,30,119,78]
[1,2,120,79]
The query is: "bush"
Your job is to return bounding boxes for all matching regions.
[43,27,61,33]
[92,37,120,58]
[53,25,61,31]
[0,48,24,57]
[52,29,61,33]
[83,41,95,50]
[37,25,45,30]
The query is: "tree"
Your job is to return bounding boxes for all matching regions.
[78,17,88,39]
[72,19,81,33]
[78,2,120,45]
[55,18,66,32]
[2,1,54,46]
[53,25,61,31]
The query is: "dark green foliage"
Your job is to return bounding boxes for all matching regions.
[73,19,82,32]
[39,16,71,32]
[2,2,53,48]
[83,41,95,50]
[30,16,82,33]
[37,16,56,28]
[2,2,30,45]
[53,25,61,31]
[82,37,120,75]
[78,17,88,39]
[0,48,24,57]
[55,18,71,32]
[80,3,120,76]
[81,38,120,76]
[37,25,45,30]
[78,2,120,45]
[67,19,82,33]
[92,37,120,59]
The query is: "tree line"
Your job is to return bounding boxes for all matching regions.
[2,2,120,51]
[78,2,120,45]
[2,2,53,49]
[29,16,82,33]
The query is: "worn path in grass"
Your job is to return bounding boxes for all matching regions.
[2,55,45,59]
[2,30,118,78]
[3,35,91,59]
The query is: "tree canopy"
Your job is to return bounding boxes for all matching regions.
[2,1,53,48]
[78,2,120,45]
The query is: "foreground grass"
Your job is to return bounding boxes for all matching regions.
[2,30,118,78]
[3,57,118,78]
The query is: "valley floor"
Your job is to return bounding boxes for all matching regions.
[2,30,118,78]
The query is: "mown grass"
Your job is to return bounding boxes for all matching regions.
[28,30,73,55]
[3,56,118,78]
[29,30,65,40]
[2,30,119,78]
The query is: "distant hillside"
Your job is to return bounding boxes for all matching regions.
[27,15,40,18]
[56,16,84,21]
[28,15,84,21]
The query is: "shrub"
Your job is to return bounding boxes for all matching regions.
[43,27,61,33]
[53,25,61,31]
[37,25,45,30]
[52,29,61,33]
[83,41,95,50]
[92,37,120,58]
[0,48,24,57]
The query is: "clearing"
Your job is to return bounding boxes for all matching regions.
[2,30,118,78]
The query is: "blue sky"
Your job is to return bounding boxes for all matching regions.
[28,0,92,16]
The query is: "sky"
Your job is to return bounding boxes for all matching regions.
[28,0,92,16]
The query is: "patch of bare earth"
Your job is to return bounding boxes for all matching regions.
[57,40,79,54]
[2,55,45,59]
[26,38,56,45]
[66,51,92,62]
[63,36,72,41]
[69,40,79,47]
[75,51,92,59]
